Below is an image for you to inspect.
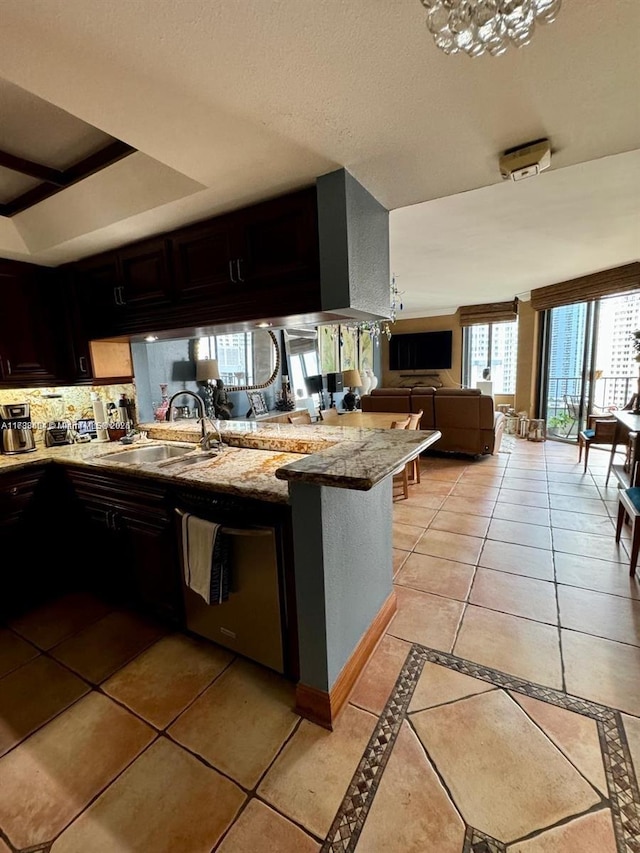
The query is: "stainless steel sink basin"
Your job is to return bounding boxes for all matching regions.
[104,443,196,465]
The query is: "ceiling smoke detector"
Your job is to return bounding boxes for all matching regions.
[499,139,552,181]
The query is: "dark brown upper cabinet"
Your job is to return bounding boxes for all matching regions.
[172,216,238,304]
[118,238,172,309]
[0,260,64,384]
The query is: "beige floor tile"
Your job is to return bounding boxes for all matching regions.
[258,705,375,838]
[430,510,490,538]
[350,635,412,715]
[169,659,298,788]
[479,540,554,581]
[454,606,562,689]
[51,611,165,684]
[552,528,627,564]
[0,656,89,757]
[392,548,409,578]
[401,492,446,510]
[498,488,549,508]
[548,482,602,499]
[555,552,640,600]
[549,493,609,516]
[508,809,617,853]
[451,483,500,501]
[392,522,424,552]
[412,690,598,843]
[392,503,437,529]
[217,800,319,853]
[457,473,504,487]
[418,468,462,483]
[499,477,548,493]
[395,552,475,601]
[388,586,464,651]
[439,495,495,517]
[0,693,154,850]
[355,722,465,853]
[562,629,640,715]
[551,471,597,484]
[502,468,547,481]
[488,518,552,550]
[622,713,640,780]
[513,693,607,794]
[408,661,494,713]
[470,568,557,624]
[492,503,551,527]
[50,739,244,853]
[9,593,113,651]
[409,479,456,496]
[0,629,37,678]
[414,528,483,565]
[103,634,234,729]
[550,510,615,536]
[558,586,640,646]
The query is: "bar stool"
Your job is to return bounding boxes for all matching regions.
[615,487,640,577]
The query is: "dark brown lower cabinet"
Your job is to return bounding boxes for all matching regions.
[64,469,182,625]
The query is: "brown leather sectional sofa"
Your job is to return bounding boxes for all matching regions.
[361,387,505,456]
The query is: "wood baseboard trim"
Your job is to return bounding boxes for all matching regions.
[295,591,397,729]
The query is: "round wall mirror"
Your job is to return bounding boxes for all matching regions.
[197,329,280,390]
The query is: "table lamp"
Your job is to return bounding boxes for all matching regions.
[196,359,220,417]
[342,369,362,411]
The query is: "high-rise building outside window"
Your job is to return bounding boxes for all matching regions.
[463,321,518,394]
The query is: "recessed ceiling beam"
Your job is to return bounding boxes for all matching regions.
[1,140,136,217]
[0,149,65,185]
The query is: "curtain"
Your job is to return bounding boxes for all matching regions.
[458,299,518,326]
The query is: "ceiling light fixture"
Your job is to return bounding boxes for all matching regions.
[420,0,563,57]
[256,322,272,328]
[144,335,158,342]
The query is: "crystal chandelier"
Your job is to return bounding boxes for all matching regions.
[345,276,403,342]
[420,0,563,57]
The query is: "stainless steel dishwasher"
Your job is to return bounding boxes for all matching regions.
[179,517,284,674]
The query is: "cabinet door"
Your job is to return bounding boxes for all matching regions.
[237,189,319,289]
[0,263,64,384]
[172,217,237,304]
[119,512,182,624]
[74,253,121,338]
[119,238,173,308]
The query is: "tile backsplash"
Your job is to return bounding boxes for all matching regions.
[0,383,136,444]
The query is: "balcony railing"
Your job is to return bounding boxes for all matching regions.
[546,375,637,425]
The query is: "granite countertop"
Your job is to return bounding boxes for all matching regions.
[139,419,442,491]
[0,440,297,503]
[0,419,442,499]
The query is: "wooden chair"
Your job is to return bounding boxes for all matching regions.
[391,417,411,500]
[562,394,580,437]
[578,415,616,472]
[615,487,640,577]
[319,409,340,423]
[406,409,423,484]
[288,412,312,425]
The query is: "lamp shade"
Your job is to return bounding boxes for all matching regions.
[196,359,220,381]
[342,369,362,388]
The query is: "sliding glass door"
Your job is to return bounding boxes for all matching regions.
[540,293,640,441]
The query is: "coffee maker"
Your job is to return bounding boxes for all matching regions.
[0,403,36,455]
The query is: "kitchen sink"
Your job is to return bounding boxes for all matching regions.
[104,443,196,465]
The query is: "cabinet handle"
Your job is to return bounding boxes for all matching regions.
[79,356,88,374]
[9,487,18,497]
[5,358,11,375]
[236,258,244,282]
[113,287,121,306]
[229,260,236,283]
[119,286,126,305]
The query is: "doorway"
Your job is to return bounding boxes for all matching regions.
[540,293,640,442]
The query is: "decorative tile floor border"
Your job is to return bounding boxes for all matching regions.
[322,645,640,853]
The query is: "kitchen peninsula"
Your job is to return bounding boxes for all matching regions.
[0,419,440,727]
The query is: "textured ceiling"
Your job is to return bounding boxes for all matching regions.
[0,0,637,314]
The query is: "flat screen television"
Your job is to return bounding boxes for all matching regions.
[389,331,453,371]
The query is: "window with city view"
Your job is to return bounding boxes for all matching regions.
[198,333,255,386]
[463,321,518,395]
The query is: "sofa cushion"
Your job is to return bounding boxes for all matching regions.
[370,388,412,397]
[434,388,481,397]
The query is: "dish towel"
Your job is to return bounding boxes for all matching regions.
[180,511,230,604]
